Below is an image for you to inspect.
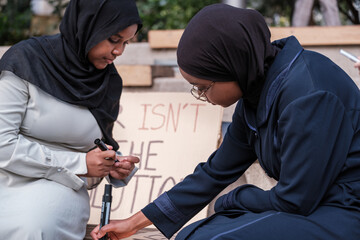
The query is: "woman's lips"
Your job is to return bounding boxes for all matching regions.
[106,58,114,64]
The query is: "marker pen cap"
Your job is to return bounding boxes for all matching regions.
[103,184,113,202]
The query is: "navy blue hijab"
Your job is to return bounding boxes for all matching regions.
[0,0,142,150]
[177,4,279,108]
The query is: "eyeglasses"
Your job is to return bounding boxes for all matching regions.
[190,82,215,102]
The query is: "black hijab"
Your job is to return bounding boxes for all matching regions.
[177,3,279,108]
[0,0,142,150]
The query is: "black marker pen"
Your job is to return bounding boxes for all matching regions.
[99,184,112,240]
[94,138,119,162]
[94,138,110,151]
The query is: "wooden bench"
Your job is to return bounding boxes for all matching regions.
[148,25,360,49]
[115,65,175,87]
[116,65,152,87]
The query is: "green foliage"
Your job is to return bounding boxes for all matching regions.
[136,0,219,41]
[248,0,294,26]
[0,0,358,46]
[0,0,32,45]
[338,0,360,24]
[250,0,360,26]
[47,0,68,19]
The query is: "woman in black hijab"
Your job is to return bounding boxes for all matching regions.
[92,3,360,240]
[0,0,141,239]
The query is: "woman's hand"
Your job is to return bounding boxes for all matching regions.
[90,211,152,240]
[109,155,140,180]
[84,147,116,177]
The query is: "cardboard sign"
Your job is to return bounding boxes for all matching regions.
[88,92,223,226]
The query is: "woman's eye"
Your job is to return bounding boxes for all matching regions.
[108,37,120,44]
[196,86,206,91]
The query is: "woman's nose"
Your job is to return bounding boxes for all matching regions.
[112,46,124,56]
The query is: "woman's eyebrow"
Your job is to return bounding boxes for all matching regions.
[112,33,124,39]
[189,82,199,85]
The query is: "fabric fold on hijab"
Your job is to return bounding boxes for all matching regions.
[177,3,279,108]
[0,0,142,150]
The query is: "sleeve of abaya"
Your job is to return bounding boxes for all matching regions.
[0,73,87,191]
[214,91,353,216]
[141,102,258,238]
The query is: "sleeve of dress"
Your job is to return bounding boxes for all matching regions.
[0,73,87,191]
[215,91,353,216]
[106,151,138,188]
[141,102,258,238]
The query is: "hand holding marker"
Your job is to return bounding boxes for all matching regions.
[99,184,112,240]
[94,138,119,162]
[94,138,114,240]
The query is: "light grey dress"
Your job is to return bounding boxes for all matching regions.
[0,71,119,239]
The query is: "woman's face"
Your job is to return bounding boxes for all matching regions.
[180,68,242,107]
[88,24,138,69]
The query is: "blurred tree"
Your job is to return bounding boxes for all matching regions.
[248,0,294,26]
[1,0,359,46]
[222,0,246,8]
[47,0,68,20]
[136,0,219,41]
[249,0,360,26]
[292,0,341,26]
[338,0,360,24]
[0,0,32,45]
